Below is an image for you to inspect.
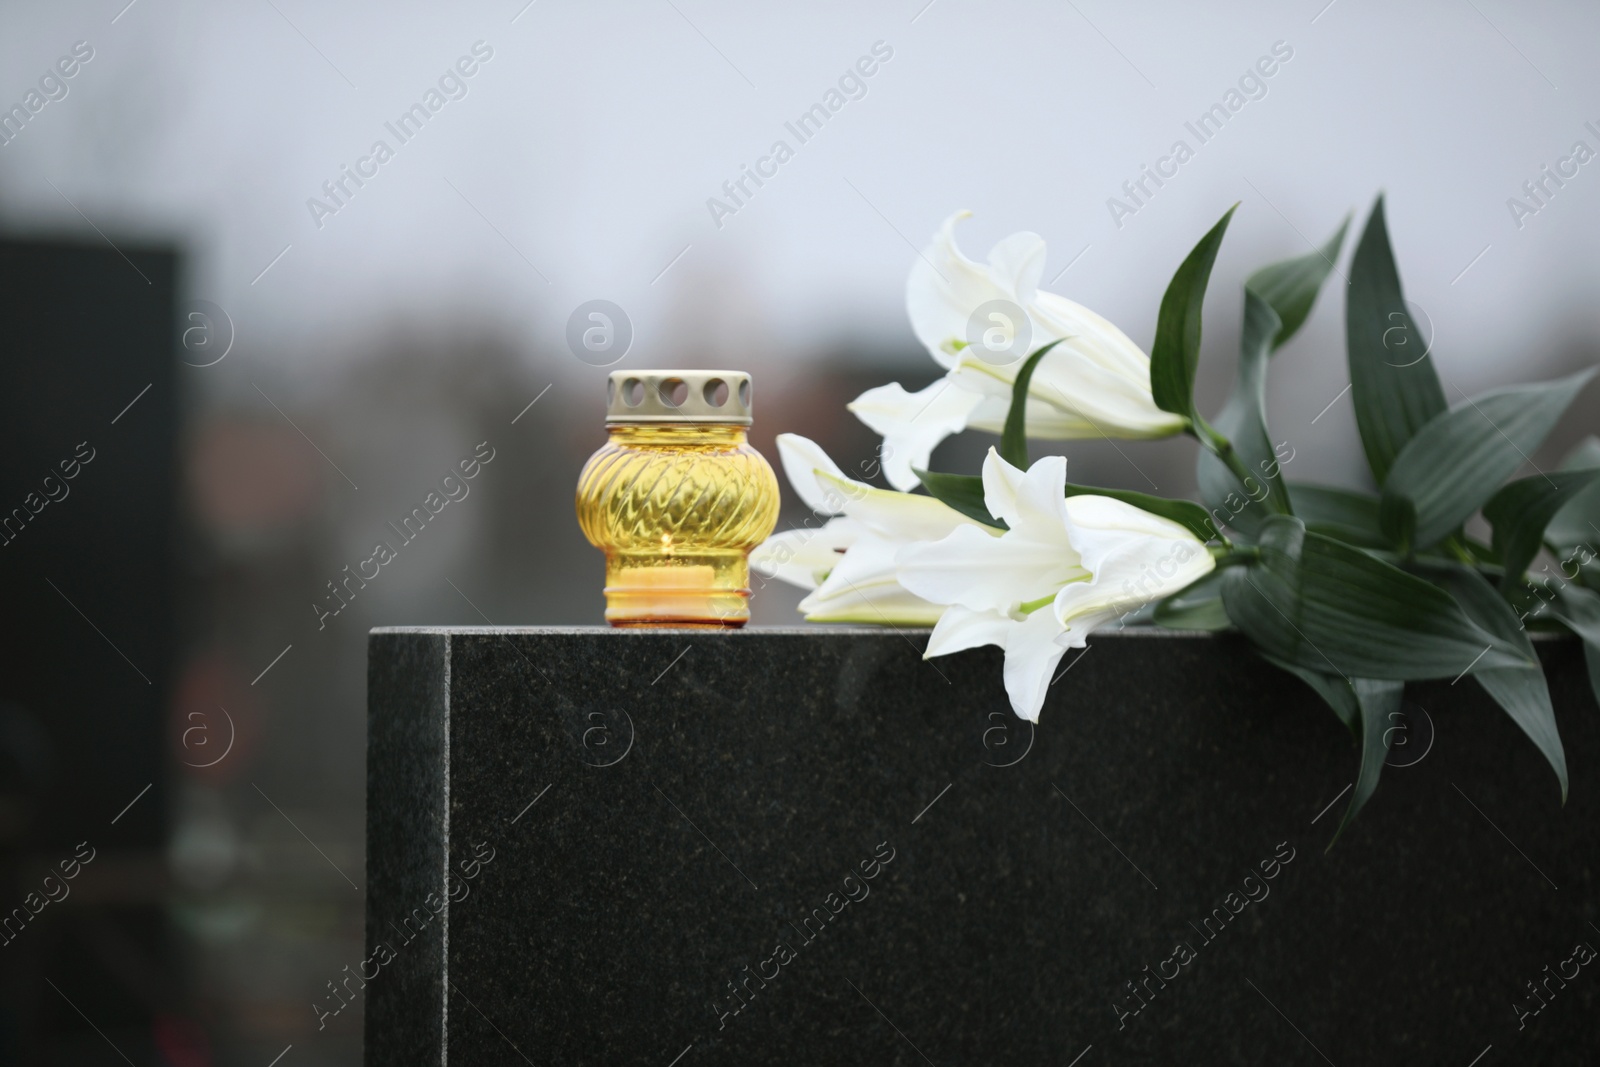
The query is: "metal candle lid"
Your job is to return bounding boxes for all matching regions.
[605,369,753,425]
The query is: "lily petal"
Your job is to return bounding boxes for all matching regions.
[814,471,978,543]
[898,520,1086,615]
[980,445,1029,529]
[750,517,860,590]
[777,433,858,515]
[1002,608,1072,722]
[1032,291,1154,379]
[1051,495,1217,634]
[986,231,1046,306]
[847,379,983,492]
[800,531,947,625]
[917,569,1077,722]
[985,449,1078,548]
[953,346,1186,440]
[905,210,995,367]
[925,604,1013,658]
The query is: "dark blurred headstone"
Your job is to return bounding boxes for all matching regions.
[0,237,179,1064]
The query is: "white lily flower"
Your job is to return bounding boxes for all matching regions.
[750,434,982,625]
[850,210,1186,491]
[897,448,1215,721]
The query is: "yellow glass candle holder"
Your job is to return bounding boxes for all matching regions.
[576,370,779,627]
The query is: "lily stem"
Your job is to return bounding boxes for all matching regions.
[1442,535,1477,566]
[1188,417,1291,516]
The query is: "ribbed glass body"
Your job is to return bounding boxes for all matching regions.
[576,423,780,627]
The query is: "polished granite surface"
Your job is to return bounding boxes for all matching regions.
[366,628,1599,1064]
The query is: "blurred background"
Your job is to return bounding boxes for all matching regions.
[2,0,1598,1062]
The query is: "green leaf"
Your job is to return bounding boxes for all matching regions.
[1151,204,1237,419]
[1290,483,1386,547]
[914,469,1004,529]
[1547,436,1600,551]
[998,339,1065,469]
[1346,195,1447,483]
[1264,654,1358,733]
[1332,679,1402,847]
[1590,644,1600,706]
[1420,563,1568,801]
[1484,469,1600,589]
[1561,436,1600,470]
[1380,368,1597,549]
[1196,292,1285,536]
[1265,658,1402,842]
[1220,514,1528,680]
[1377,493,1417,555]
[1549,583,1600,708]
[1550,582,1600,644]
[1246,214,1350,350]
[1153,569,1231,631]
[1196,222,1350,535]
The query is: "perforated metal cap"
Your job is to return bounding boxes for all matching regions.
[605,370,753,425]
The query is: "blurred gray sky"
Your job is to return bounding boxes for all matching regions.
[2,0,1598,489]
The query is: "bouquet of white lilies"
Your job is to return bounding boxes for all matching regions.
[754,200,1600,837]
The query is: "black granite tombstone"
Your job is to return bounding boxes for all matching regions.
[0,237,180,1063]
[366,627,1599,1065]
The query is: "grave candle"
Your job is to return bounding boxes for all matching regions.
[576,370,779,627]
